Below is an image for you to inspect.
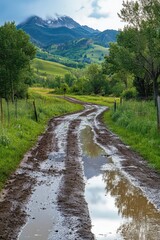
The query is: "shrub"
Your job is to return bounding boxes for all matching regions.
[122,88,137,99]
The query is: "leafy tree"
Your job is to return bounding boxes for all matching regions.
[118,0,160,102]
[0,22,36,101]
[103,0,160,100]
[86,64,106,94]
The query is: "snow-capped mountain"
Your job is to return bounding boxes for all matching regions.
[17,15,118,47]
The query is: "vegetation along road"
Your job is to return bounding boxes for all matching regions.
[0,97,160,240]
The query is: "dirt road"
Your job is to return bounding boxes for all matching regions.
[0,98,160,240]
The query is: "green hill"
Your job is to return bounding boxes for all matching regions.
[32,58,72,77]
[48,38,109,64]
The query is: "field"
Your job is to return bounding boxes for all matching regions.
[31,58,72,77]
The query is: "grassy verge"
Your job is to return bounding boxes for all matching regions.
[70,95,160,171]
[0,88,83,190]
[103,100,160,171]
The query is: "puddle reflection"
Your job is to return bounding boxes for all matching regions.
[81,126,160,240]
[81,126,102,158]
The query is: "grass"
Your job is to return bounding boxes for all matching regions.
[31,58,72,77]
[70,95,160,171]
[85,44,109,63]
[70,95,119,106]
[0,88,83,190]
[103,100,160,170]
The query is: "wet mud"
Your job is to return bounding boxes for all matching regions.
[0,98,160,240]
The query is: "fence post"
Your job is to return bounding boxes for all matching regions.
[157,96,160,130]
[0,98,3,124]
[6,99,10,126]
[15,97,18,119]
[33,100,38,122]
[63,87,66,98]
[114,99,117,112]
[120,97,123,106]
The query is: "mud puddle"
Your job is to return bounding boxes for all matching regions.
[80,126,160,240]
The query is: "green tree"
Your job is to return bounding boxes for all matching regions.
[118,0,160,102]
[0,22,36,101]
[86,64,106,94]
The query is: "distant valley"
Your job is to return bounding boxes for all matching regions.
[17,15,119,66]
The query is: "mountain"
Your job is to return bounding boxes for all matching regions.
[17,15,118,48]
[17,15,119,65]
[93,29,118,47]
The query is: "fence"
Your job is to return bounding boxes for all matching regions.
[0,98,38,127]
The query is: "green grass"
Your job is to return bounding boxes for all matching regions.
[70,95,119,106]
[103,100,160,170]
[32,58,72,77]
[85,44,109,63]
[0,88,83,190]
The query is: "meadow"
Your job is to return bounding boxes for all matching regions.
[31,58,72,77]
[0,88,83,190]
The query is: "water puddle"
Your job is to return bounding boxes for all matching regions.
[81,126,160,240]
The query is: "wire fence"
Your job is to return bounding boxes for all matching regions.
[0,98,39,127]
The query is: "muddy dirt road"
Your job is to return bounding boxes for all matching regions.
[0,98,160,240]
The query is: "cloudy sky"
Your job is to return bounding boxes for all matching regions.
[0,0,125,31]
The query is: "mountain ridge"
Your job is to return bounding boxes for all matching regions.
[17,15,118,65]
[17,15,118,48]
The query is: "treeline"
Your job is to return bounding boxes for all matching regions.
[36,48,85,69]
[0,22,36,102]
[31,63,126,96]
[104,0,160,102]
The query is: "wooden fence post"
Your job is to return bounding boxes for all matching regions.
[114,100,117,112]
[120,97,123,106]
[6,99,10,126]
[63,87,66,98]
[33,100,38,122]
[15,98,18,119]
[0,98,3,124]
[157,96,160,130]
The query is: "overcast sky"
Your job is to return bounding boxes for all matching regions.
[0,0,125,31]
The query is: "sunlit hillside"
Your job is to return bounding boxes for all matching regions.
[32,58,72,77]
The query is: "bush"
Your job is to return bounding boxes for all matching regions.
[122,88,137,99]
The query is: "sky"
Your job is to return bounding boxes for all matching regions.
[0,0,125,31]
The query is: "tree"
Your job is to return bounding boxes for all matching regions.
[118,0,160,103]
[86,64,106,94]
[0,22,36,101]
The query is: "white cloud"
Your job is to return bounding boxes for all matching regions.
[0,0,125,30]
[89,0,109,19]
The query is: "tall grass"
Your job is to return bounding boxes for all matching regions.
[0,88,83,190]
[103,100,160,170]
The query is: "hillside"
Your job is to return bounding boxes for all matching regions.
[32,58,72,77]
[48,38,109,63]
